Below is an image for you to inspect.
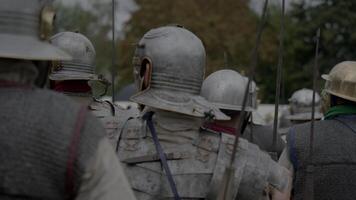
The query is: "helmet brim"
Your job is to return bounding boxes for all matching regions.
[0,34,71,61]
[212,102,254,112]
[321,74,330,81]
[322,74,356,102]
[286,112,323,121]
[130,88,230,120]
[49,72,107,83]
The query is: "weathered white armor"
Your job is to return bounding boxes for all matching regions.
[286,88,323,121]
[120,26,289,199]
[90,98,141,147]
[131,26,228,120]
[47,31,137,146]
[49,32,105,82]
[201,69,257,112]
[201,69,285,156]
[117,110,289,200]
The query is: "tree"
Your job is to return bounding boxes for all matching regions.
[278,0,356,101]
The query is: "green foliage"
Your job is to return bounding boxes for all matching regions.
[118,0,261,88]
[273,0,356,102]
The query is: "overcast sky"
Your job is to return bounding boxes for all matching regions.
[60,0,137,37]
[59,0,311,34]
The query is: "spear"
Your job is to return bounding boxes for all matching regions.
[214,0,269,199]
[111,0,116,102]
[303,28,321,200]
[271,0,286,158]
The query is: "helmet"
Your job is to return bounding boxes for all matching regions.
[130,25,228,120]
[322,61,356,103]
[201,69,257,112]
[287,88,323,121]
[0,0,71,61]
[49,32,104,82]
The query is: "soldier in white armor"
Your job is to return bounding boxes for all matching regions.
[0,0,136,199]
[201,69,285,157]
[117,25,290,199]
[285,88,323,124]
[279,88,323,141]
[48,31,133,146]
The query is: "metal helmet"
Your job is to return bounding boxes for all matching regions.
[0,0,71,61]
[287,88,323,121]
[322,61,356,103]
[200,69,257,112]
[49,32,104,82]
[130,25,228,120]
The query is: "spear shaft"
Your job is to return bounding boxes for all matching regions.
[111,0,116,102]
[272,0,285,155]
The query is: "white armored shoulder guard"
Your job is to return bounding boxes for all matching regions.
[89,99,120,146]
[208,133,290,200]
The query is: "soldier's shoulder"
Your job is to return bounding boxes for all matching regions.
[33,89,102,126]
[89,98,115,116]
[287,119,329,137]
[115,102,140,118]
[33,88,80,111]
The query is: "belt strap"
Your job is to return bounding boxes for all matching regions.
[143,111,181,200]
[0,80,33,89]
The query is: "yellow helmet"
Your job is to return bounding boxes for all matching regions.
[322,61,356,103]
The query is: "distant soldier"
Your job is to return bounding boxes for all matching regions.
[201,69,285,157]
[117,25,290,199]
[279,88,323,141]
[0,1,136,199]
[279,61,356,200]
[282,88,323,124]
[49,31,133,146]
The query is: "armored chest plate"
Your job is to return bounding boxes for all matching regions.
[117,119,220,199]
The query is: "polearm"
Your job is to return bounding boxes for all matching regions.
[111,0,116,103]
[303,28,320,200]
[215,0,269,199]
[272,0,285,156]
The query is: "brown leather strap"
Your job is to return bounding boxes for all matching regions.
[66,106,88,198]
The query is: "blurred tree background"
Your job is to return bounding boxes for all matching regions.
[54,0,356,103]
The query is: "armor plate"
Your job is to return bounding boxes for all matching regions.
[117,111,289,199]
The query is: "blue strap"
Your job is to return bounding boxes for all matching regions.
[287,127,299,171]
[143,112,181,200]
[334,116,356,135]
